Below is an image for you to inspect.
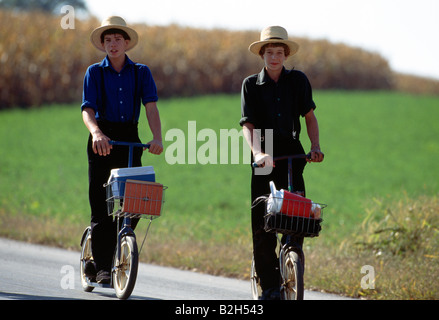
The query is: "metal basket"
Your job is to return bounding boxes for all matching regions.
[264,198,326,237]
[106,179,167,219]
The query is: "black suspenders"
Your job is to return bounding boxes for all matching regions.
[132,65,139,124]
[100,64,140,124]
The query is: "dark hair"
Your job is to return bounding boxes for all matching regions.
[100,28,131,43]
[259,43,290,57]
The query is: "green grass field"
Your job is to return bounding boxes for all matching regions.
[1,91,438,298]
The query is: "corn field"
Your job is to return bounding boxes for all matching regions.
[0,10,437,109]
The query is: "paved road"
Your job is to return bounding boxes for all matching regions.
[0,238,352,301]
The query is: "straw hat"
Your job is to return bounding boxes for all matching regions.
[90,16,138,52]
[249,26,299,58]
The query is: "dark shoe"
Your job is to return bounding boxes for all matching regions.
[260,287,280,300]
[96,270,111,284]
[84,261,96,281]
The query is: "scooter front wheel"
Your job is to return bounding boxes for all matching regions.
[113,235,138,300]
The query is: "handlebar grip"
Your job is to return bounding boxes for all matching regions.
[108,140,150,149]
[252,153,311,168]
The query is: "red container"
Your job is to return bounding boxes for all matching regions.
[280,191,312,218]
[123,179,164,216]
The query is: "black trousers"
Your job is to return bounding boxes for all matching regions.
[87,121,143,272]
[251,142,307,291]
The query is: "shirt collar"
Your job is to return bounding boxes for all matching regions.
[99,54,135,71]
[256,66,287,85]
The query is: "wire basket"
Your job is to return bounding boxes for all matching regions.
[106,179,167,219]
[264,197,326,237]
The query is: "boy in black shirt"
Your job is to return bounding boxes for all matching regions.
[240,26,324,299]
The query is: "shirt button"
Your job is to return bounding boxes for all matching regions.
[119,88,122,91]
[120,101,123,104]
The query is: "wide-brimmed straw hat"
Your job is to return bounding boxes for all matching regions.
[90,16,138,52]
[249,26,299,58]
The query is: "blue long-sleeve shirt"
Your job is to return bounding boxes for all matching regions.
[81,55,158,123]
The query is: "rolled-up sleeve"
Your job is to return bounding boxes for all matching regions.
[81,65,99,113]
[297,71,316,117]
[140,65,158,105]
[240,77,256,127]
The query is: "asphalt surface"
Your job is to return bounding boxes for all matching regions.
[0,238,353,301]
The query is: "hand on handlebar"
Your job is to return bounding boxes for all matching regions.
[92,131,112,156]
[147,139,164,155]
[254,152,275,168]
[308,148,324,163]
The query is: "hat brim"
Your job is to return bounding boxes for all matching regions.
[249,39,299,58]
[90,25,139,52]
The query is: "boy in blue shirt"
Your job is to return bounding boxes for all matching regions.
[81,16,163,284]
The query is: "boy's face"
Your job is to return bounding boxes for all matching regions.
[262,46,286,73]
[101,33,130,58]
